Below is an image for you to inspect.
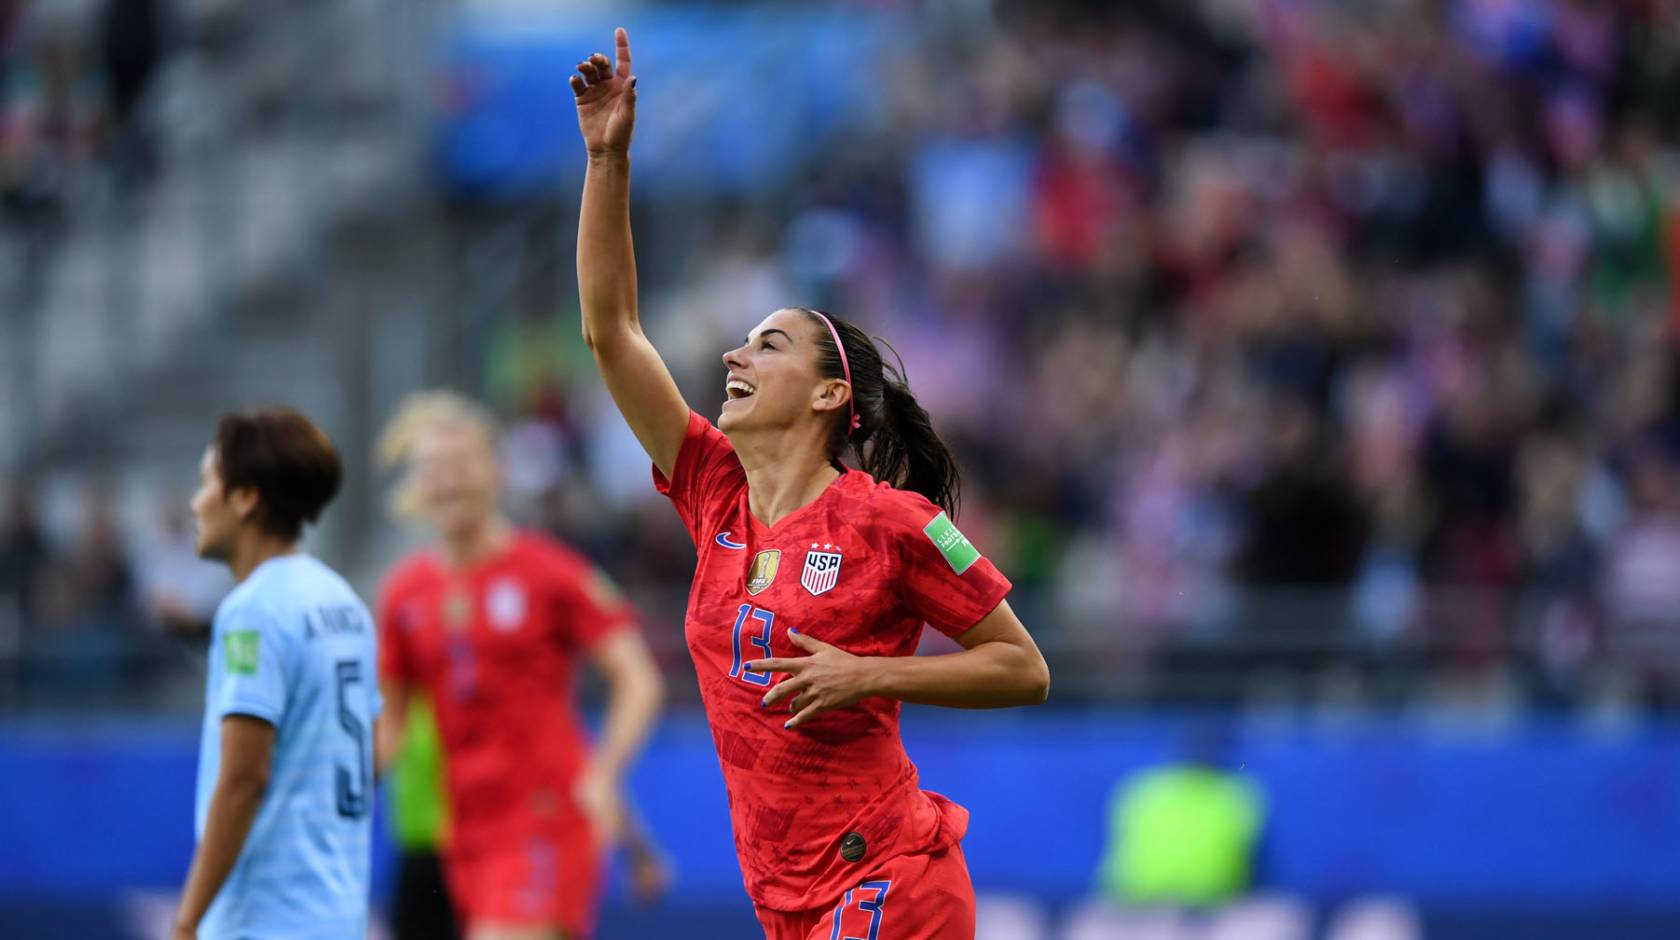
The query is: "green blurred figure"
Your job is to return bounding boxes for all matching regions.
[387,695,461,940]
[1097,727,1265,909]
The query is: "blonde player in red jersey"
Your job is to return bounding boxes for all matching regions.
[374,392,666,940]
[570,30,1050,940]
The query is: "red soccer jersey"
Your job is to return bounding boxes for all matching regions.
[378,531,635,853]
[654,411,1012,912]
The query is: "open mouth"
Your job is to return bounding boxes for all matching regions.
[725,377,757,401]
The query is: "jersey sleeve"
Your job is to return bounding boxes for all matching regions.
[550,555,639,653]
[652,410,745,545]
[213,607,296,725]
[375,574,414,688]
[893,502,1013,638]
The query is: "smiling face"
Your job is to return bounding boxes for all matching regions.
[718,308,850,438]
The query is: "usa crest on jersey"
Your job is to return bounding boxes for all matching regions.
[801,544,843,596]
[486,577,527,633]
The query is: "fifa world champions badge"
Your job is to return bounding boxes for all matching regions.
[801,544,843,596]
[746,550,782,595]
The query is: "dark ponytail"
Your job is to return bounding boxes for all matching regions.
[801,309,963,519]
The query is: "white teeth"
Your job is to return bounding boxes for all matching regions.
[726,379,757,397]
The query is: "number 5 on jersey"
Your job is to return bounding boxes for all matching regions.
[334,659,370,819]
[729,604,774,688]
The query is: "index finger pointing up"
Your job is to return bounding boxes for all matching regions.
[615,27,632,79]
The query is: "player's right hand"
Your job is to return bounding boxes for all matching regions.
[571,28,637,156]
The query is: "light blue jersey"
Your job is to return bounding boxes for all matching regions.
[195,554,381,940]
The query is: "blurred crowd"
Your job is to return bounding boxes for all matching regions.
[0,0,167,219]
[485,0,1680,707]
[0,477,229,707]
[8,0,1680,710]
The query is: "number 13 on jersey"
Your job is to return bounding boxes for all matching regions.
[728,603,774,688]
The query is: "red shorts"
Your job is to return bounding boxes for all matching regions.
[755,843,975,940]
[443,822,602,936]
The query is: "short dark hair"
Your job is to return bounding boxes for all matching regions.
[214,406,343,541]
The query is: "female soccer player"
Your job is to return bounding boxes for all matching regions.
[570,30,1050,940]
[375,392,665,940]
[175,407,377,940]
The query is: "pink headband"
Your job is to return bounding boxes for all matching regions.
[810,310,861,437]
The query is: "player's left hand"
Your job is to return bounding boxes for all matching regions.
[169,922,196,940]
[574,765,625,848]
[749,630,873,730]
[629,846,672,903]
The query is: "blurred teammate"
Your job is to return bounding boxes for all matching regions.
[375,391,665,940]
[173,407,379,940]
[571,30,1050,940]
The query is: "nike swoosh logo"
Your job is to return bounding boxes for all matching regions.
[715,531,746,550]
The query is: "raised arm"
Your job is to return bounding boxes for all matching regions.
[572,28,690,478]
